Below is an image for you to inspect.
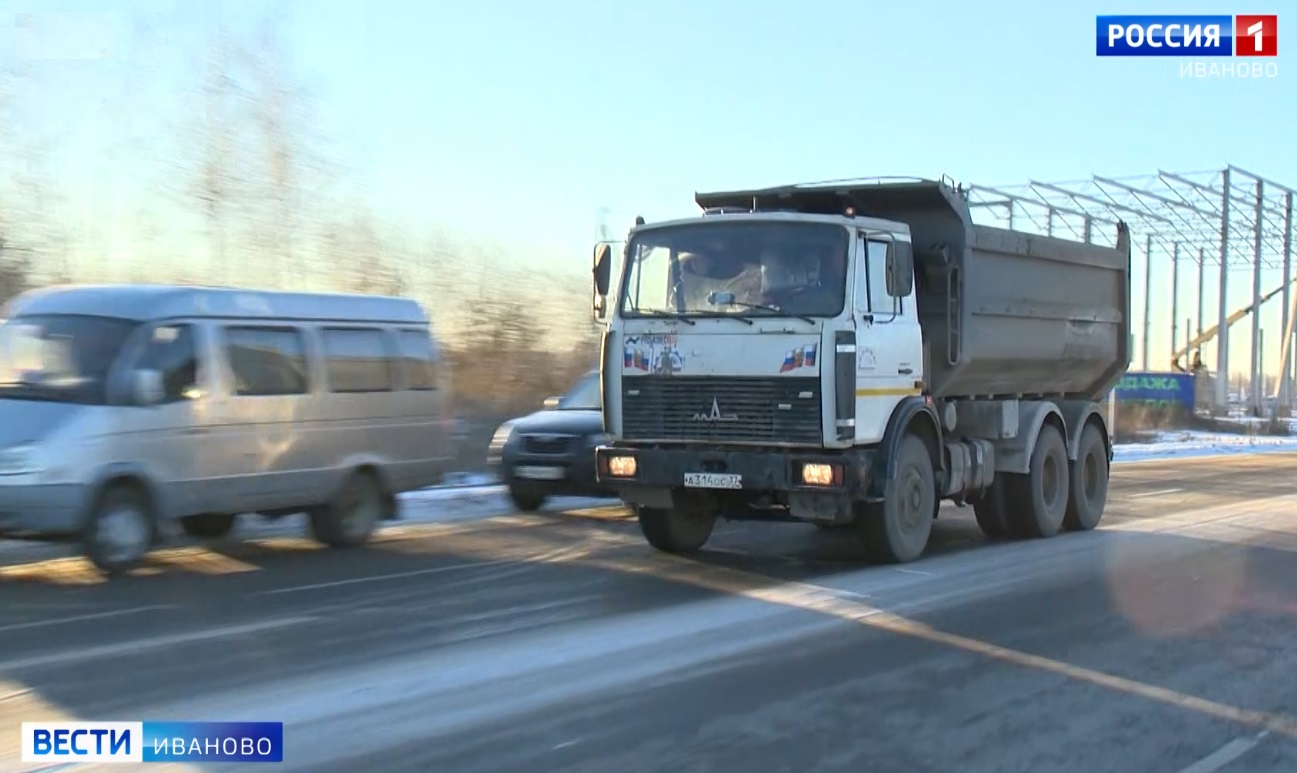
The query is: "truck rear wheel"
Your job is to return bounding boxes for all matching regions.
[638,505,715,554]
[1064,423,1109,531]
[972,480,1011,540]
[860,434,935,564]
[1007,422,1069,538]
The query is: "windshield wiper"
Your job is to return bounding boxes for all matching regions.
[632,309,696,326]
[705,292,814,324]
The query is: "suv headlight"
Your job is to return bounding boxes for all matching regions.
[0,443,40,476]
[489,421,517,454]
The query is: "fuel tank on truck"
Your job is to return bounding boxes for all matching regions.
[695,179,1132,401]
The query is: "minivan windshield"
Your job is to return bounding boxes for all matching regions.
[0,314,139,405]
[619,220,849,319]
[556,372,600,410]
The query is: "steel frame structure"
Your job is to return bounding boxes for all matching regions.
[966,166,1296,411]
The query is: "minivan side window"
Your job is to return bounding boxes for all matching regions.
[322,328,392,393]
[136,323,200,403]
[398,329,437,390]
[224,326,309,396]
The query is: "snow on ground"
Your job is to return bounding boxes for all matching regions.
[1112,429,1297,462]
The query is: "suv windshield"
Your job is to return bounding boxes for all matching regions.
[556,372,600,410]
[0,314,139,405]
[619,220,849,319]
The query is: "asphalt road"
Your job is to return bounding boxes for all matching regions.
[5,454,1297,773]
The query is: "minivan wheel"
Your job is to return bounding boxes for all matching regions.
[309,470,384,548]
[181,513,237,539]
[84,484,156,575]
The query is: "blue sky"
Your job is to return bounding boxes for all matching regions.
[0,0,1293,377]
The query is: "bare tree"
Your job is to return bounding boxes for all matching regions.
[0,235,32,304]
[192,27,242,284]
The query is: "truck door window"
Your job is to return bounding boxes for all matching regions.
[865,239,900,320]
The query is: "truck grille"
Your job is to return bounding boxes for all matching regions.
[621,376,822,445]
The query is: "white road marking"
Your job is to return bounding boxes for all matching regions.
[1176,732,1268,773]
[0,617,317,672]
[0,605,175,634]
[1130,487,1185,498]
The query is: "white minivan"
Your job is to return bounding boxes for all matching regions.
[0,284,452,574]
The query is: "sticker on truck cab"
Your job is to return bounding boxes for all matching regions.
[778,344,817,372]
[624,334,685,375]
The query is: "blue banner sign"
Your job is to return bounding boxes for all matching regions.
[1114,371,1195,411]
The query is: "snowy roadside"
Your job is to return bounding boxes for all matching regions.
[1112,429,1297,463]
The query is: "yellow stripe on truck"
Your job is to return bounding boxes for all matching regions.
[855,387,923,397]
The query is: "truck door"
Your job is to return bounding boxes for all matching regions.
[853,233,923,444]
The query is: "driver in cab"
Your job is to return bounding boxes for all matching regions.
[759,247,845,316]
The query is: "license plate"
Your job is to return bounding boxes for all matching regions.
[515,465,565,481]
[683,472,742,489]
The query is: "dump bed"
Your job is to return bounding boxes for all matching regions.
[695,179,1131,401]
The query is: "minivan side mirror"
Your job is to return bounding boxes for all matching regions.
[592,243,613,319]
[886,241,915,297]
[132,368,164,406]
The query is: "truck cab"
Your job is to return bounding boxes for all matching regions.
[591,178,1129,564]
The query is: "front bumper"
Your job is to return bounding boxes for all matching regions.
[497,443,619,497]
[594,445,874,497]
[0,481,88,536]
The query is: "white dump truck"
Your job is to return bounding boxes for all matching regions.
[590,177,1131,563]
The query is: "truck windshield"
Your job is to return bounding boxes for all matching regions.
[619,220,849,319]
[0,314,139,405]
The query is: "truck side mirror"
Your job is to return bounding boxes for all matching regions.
[886,241,914,297]
[592,243,613,319]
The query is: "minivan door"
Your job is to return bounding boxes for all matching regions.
[119,321,225,517]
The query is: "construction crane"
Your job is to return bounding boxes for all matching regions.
[1171,281,1295,372]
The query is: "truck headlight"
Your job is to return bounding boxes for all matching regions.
[0,443,41,476]
[606,454,637,477]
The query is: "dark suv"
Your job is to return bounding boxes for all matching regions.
[487,371,616,511]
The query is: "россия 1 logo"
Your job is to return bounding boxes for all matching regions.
[1095,14,1278,78]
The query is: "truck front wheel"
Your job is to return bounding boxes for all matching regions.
[638,505,716,554]
[860,433,935,564]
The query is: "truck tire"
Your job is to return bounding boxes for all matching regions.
[1064,423,1109,531]
[861,433,935,564]
[971,480,1011,540]
[638,506,715,554]
[1007,422,1069,538]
